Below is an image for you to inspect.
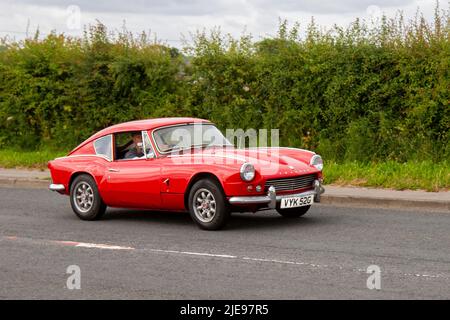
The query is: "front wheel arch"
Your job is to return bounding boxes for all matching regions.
[187,178,230,230]
[184,172,225,210]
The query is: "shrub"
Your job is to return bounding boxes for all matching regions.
[0,7,448,163]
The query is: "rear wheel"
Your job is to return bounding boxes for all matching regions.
[276,205,310,218]
[188,179,229,230]
[70,174,106,220]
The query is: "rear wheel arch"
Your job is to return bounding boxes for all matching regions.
[69,173,106,220]
[184,172,225,210]
[69,171,97,190]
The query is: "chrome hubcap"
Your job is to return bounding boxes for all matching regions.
[193,188,216,223]
[73,182,94,213]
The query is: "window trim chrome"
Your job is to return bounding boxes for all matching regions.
[56,154,111,161]
[142,130,156,159]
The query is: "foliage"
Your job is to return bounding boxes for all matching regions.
[0,6,448,164]
[0,25,186,149]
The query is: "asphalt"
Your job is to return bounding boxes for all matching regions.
[0,187,449,299]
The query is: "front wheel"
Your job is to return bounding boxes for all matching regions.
[70,174,106,221]
[188,179,230,230]
[276,205,310,218]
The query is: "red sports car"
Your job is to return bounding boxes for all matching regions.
[48,117,324,230]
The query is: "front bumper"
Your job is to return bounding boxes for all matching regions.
[228,179,325,209]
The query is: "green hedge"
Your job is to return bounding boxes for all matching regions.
[0,10,449,162]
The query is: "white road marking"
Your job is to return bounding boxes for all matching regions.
[73,242,135,250]
[148,248,237,259]
[2,235,448,280]
[243,257,302,265]
[403,273,441,279]
[1,236,135,251]
[54,240,134,250]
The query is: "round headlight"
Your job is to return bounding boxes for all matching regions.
[240,163,255,181]
[310,154,323,171]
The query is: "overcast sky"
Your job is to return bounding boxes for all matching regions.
[0,0,446,46]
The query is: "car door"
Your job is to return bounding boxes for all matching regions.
[102,131,162,209]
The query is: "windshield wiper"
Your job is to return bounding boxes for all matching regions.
[164,144,207,153]
[165,143,232,153]
[166,143,225,153]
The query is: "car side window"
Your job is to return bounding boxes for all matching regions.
[114,131,154,161]
[93,135,112,161]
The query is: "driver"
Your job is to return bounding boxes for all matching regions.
[124,132,145,159]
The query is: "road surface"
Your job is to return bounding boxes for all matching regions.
[0,187,449,299]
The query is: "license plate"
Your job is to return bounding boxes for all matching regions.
[280,195,314,209]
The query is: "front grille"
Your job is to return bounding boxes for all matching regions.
[265,174,316,192]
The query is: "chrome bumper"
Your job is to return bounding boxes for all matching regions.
[49,184,65,192]
[229,179,325,209]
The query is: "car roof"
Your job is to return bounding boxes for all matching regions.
[69,117,211,155]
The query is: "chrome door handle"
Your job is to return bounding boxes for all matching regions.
[108,168,120,172]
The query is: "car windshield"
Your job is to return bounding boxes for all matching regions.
[153,124,233,153]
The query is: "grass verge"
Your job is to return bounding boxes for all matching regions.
[324,161,449,192]
[0,148,448,191]
[0,148,66,170]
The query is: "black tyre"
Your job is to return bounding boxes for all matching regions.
[188,179,230,230]
[70,174,106,221]
[276,205,310,218]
